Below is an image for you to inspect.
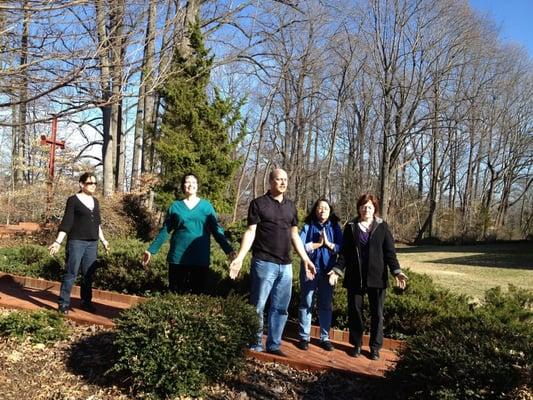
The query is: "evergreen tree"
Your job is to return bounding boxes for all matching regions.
[155,21,244,212]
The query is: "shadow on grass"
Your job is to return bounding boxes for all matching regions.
[429,254,533,270]
[397,242,533,271]
[65,331,131,394]
[396,241,533,254]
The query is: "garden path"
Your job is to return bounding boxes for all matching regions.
[0,272,402,378]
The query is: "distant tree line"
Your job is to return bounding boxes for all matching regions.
[0,0,531,242]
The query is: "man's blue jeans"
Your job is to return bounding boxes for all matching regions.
[58,240,98,307]
[298,267,334,342]
[250,257,293,352]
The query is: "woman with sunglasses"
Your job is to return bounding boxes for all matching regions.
[48,172,109,314]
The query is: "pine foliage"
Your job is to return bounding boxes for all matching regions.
[156,20,243,211]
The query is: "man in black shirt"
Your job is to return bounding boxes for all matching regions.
[229,168,315,356]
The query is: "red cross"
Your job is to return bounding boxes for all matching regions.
[40,116,65,179]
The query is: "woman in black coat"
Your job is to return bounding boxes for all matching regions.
[328,193,407,360]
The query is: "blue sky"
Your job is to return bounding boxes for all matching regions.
[469,0,533,57]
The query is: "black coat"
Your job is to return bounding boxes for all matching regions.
[333,217,401,290]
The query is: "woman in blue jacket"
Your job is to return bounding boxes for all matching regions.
[297,198,343,351]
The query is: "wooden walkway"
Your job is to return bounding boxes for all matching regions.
[0,272,404,378]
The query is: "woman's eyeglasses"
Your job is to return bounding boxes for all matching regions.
[84,182,97,186]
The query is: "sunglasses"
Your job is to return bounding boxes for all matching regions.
[84,181,97,186]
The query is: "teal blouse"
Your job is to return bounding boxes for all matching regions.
[147,199,233,266]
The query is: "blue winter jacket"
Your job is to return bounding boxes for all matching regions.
[300,220,343,275]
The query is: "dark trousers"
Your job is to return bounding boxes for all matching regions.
[347,288,386,351]
[168,264,209,294]
[58,240,98,307]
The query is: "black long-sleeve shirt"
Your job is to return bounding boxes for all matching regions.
[58,195,101,241]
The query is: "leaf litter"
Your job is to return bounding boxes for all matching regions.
[0,309,387,400]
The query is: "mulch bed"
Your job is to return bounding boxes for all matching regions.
[0,310,392,400]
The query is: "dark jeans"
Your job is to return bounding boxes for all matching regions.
[58,240,98,307]
[168,264,209,294]
[347,288,386,351]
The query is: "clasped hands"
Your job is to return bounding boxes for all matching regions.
[314,229,334,251]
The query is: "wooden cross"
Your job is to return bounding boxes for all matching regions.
[41,116,65,222]
[40,115,65,180]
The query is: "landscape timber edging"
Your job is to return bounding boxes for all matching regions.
[0,272,145,306]
[284,320,406,352]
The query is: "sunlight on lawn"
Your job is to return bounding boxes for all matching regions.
[396,243,533,301]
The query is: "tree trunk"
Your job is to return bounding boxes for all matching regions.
[131,0,157,189]
[16,0,30,187]
[95,0,114,196]
[111,0,125,192]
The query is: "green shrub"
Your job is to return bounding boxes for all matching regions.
[388,313,532,399]
[224,219,248,247]
[384,270,472,337]
[292,269,471,338]
[113,293,259,398]
[0,309,69,344]
[478,285,533,331]
[121,193,160,241]
[0,244,62,281]
[93,238,168,295]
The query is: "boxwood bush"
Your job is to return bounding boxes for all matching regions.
[384,270,472,338]
[0,309,69,344]
[388,312,532,399]
[0,244,63,281]
[93,238,168,295]
[288,268,472,338]
[478,285,532,331]
[113,293,258,398]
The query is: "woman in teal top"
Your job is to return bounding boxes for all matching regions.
[143,173,235,294]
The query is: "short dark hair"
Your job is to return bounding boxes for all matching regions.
[79,172,96,184]
[304,198,340,225]
[356,193,380,219]
[180,173,199,192]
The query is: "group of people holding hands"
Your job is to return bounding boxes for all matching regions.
[50,169,407,361]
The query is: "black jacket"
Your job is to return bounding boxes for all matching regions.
[333,217,401,290]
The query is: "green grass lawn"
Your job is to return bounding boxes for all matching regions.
[396,242,533,301]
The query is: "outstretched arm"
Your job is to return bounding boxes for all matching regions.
[143,206,174,266]
[291,226,316,279]
[207,206,234,255]
[98,226,109,251]
[228,224,257,279]
[48,231,67,256]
